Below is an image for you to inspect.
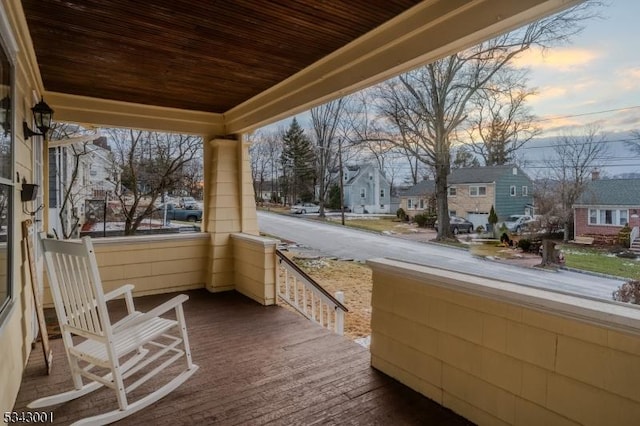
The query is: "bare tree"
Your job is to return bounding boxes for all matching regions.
[545,125,609,241]
[107,129,201,235]
[465,67,541,165]
[48,123,102,239]
[374,2,600,240]
[311,98,346,217]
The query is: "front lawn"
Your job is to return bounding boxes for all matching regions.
[561,245,640,280]
[330,217,417,234]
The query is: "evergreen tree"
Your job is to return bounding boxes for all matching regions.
[281,118,316,204]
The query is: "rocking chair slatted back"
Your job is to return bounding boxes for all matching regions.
[41,236,106,337]
[33,234,198,424]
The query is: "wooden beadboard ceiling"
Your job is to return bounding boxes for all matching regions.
[21,0,421,114]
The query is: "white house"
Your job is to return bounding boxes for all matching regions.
[341,163,391,214]
[48,137,118,238]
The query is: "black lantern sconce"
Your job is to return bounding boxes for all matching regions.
[17,173,43,216]
[23,97,54,139]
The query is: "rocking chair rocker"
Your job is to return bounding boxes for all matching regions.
[29,234,199,425]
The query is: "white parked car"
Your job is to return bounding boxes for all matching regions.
[502,214,534,233]
[290,203,320,214]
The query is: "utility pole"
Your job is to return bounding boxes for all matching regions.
[338,138,345,226]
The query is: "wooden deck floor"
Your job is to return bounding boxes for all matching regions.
[14,290,471,425]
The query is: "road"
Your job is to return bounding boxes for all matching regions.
[258,211,625,301]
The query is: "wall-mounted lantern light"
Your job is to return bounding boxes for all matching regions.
[23,97,54,139]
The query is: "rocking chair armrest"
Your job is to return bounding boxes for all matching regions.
[116,294,189,331]
[104,284,135,301]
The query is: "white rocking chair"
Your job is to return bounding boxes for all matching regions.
[29,234,199,425]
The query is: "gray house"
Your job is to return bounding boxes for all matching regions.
[400,165,534,228]
[341,164,391,214]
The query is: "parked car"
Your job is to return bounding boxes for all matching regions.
[502,214,534,233]
[435,216,474,235]
[157,203,202,222]
[179,196,200,210]
[290,203,320,214]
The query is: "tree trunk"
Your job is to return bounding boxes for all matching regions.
[435,162,452,240]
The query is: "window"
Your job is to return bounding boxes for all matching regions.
[0,34,14,320]
[449,210,457,217]
[588,209,629,226]
[419,199,424,209]
[380,204,385,209]
[469,185,486,197]
[512,167,518,175]
[407,199,413,209]
[510,185,516,196]
[522,186,528,196]
[360,188,366,198]
[380,188,385,198]
[448,187,457,197]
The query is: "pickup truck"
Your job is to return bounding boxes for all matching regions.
[158,203,202,222]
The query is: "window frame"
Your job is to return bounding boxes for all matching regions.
[588,208,629,226]
[510,185,516,197]
[522,186,528,196]
[448,186,457,197]
[360,187,366,198]
[0,18,16,325]
[469,185,486,197]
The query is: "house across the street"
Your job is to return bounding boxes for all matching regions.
[399,165,534,229]
[340,163,391,214]
[573,177,640,240]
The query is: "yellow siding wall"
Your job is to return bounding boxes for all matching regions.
[231,233,277,305]
[0,0,42,413]
[369,259,640,426]
[204,139,241,292]
[41,234,208,306]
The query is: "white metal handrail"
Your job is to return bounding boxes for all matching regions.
[275,250,348,335]
[631,226,639,246]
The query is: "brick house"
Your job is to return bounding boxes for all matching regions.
[573,178,640,239]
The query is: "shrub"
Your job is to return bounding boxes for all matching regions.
[616,250,638,259]
[517,238,532,252]
[613,280,640,304]
[618,223,632,248]
[414,213,428,227]
[396,208,407,221]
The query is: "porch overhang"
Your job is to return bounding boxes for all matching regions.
[17,0,582,136]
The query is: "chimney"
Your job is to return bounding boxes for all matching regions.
[591,169,600,181]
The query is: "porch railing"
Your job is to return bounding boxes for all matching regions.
[275,250,348,335]
[631,226,639,246]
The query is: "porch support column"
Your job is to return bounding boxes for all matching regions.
[204,138,242,292]
[238,137,259,235]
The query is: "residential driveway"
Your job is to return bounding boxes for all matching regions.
[258,211,625,301]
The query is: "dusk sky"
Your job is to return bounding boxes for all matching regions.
[265,1,640,174]
[517,0,640,136]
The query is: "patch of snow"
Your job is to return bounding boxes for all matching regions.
[354,335,371,349]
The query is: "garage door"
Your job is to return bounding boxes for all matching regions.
[467,213,489,230]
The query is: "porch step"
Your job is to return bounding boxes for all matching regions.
[630,242,640,255]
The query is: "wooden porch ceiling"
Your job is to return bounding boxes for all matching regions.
[19,0,582,134]
[14,290,472,424]
[22,0,420,114]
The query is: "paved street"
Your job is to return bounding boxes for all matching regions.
[258,211,625,301]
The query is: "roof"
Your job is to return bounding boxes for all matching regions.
[400,165,530,196]
[448,165,526,184]
[17,1,576,134]
[575,179,640,206]
[401,179,435,197]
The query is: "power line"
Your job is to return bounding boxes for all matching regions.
[532,105,640,123]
